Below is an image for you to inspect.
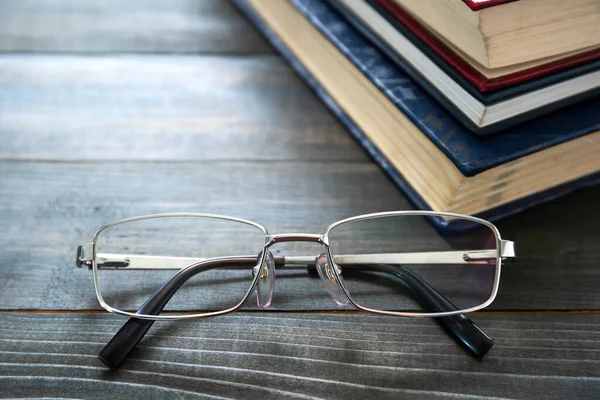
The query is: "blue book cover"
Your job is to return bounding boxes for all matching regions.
[233,0,600,230]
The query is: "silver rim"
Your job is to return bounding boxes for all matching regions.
[84,211,507,320]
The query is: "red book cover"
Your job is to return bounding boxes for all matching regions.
[461,0,518,11]
[378,0,600,92]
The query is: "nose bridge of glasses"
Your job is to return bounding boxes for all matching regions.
[266,233,325,246]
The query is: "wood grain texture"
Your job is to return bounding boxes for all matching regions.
[0,161,599,311]
[495,188,600,310]
[1,312,600,399]
[1,0,599,396]
[0,55,367,162]
[0,0,271,54]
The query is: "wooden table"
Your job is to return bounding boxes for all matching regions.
[1,1,599,398]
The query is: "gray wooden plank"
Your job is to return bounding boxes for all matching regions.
[0,0,271,53]
[1,161,599,311]
[495,190,600,310]
[1,312,599,399]
[0,161,412,311]
[0,55,367,162]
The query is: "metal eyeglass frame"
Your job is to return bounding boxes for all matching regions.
[76,211,516,369]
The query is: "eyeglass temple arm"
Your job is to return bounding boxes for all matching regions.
[97,255,493,370]
[98,256,261,369]
[78,242,515,270]
[344,264,492,357]
[75,240,516,269]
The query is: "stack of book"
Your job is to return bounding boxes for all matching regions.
[234,0,600,230]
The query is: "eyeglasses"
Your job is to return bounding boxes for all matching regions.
[76,211,516,369]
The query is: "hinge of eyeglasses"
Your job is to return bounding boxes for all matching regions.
[500,240,516,263]
[76,243,93,269]
[462,240,516,263]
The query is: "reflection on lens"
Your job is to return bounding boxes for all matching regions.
[94,216,266,316]
[327,214,499,314]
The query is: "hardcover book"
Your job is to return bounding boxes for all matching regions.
[377,0,600,94]
[233,0,600,230]
[331,0,600,134]
[389,0,600,69]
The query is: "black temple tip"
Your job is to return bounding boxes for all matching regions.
[98,318,156,370]
[437,313,493,357]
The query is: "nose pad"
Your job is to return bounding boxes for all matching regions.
[256,250,275,309]
[315,253,349,306]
